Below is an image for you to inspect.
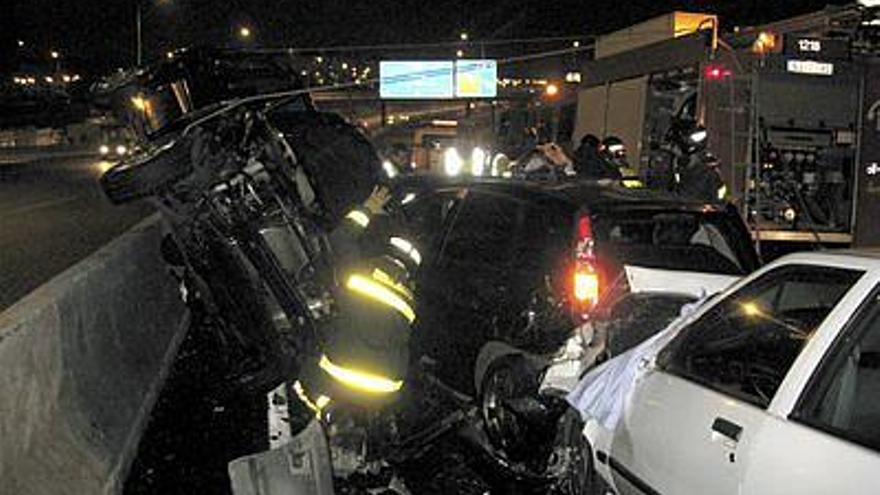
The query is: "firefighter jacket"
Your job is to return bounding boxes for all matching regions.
[299,202,421,407]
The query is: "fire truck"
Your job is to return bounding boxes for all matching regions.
[571,5,880,255]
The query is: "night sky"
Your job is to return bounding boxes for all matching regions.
[1,0,850,75]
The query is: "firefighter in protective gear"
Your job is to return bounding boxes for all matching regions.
[601,136,645,186]
[679,151,728,204]
[296,185,421,409]
[266,111,421,411]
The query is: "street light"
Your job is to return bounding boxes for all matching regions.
[238,26,252,39]
[17,40,24,48]
[460,31,469,41]
[50,51,61,73]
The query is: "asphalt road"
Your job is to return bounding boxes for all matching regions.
[0,152,153,310]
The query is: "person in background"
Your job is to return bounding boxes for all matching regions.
[525,143,575,180]
[598,136,627,181]
[572,134,609,179]
[678,150,727,203]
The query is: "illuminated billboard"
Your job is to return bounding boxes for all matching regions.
[379,59,498,99]
[455,59,497,98]
[379,61,454,99]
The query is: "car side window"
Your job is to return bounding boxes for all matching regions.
[401,190,459,257]
[794,289,880,452]
[658,265,863,408]
[511,201,571,276]
[437,192,520,269]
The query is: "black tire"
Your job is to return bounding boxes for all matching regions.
[479,355,542,462]
[554,409,600,495]
[100,137,193,204]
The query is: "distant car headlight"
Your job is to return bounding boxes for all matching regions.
[471,147,486,176]
[444,147,463,176]
[99,144,110,155]
[115,144,128,156]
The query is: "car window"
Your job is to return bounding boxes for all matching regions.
[794,288,880,451]
[658,265,863,408]
[437,192,520,269]
[511,200,572,276]
[593,210,756,275]
[401,190,460,256]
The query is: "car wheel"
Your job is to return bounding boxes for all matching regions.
[552,409,601,495]
[480,355,537,461]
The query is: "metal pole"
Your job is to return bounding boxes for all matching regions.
[748,65,761,256]
[136,3,142,66]
[852,62,866,241]
[729,73,736,202]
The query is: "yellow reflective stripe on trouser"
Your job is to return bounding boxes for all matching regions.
[345,210,370,228]
[346,273,416,323]
[319,355,403,393]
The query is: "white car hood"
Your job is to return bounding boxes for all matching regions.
[624,265,739,298]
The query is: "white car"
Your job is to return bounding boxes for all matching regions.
[576,250,880,495]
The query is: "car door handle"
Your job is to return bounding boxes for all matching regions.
[711,417,742,442]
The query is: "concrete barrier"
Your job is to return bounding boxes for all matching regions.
[0,214,187,495]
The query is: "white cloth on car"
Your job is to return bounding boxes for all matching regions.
[566,295,709,430]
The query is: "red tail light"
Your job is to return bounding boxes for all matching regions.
[577,215,592,241]
[572,213,600,314]
[574,270,599,304]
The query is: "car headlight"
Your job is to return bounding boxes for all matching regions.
[471,147,486,176]
[444,147,463,176]
[115,145,128,156]
[99,144,110,155]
